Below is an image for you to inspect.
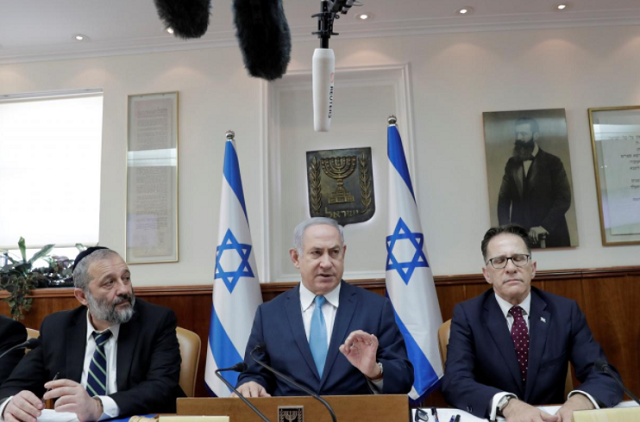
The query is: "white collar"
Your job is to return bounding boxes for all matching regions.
[532,143,539,157]
[85,308,121,342]
[300,281,341,311]
[494,291,531,318]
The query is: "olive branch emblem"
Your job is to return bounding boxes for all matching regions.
[309,156,322,213]
[359,153,372,212]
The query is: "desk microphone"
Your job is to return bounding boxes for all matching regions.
[214,362,273,422]
[0,338,40,360]
[250,344,338,422]
[594,359,640,405]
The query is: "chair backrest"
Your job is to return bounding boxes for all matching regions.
[437,319,573,397]
[25,328,40,354]
[176,327,201,397]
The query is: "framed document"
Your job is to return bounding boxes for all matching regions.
[126,92,179,263]
[588,106,640,246]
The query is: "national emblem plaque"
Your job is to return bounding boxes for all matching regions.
[306,147,375,225]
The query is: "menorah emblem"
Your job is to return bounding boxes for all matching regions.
[279,406,303,422]
[321,155,357,204]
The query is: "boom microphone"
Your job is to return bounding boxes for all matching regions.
[250,344,338,422]
[0,338,40,360]
[594,359,640,405]
[154,0,211,39]
[214,362,274,422]
[233,0,292,81]
[313,48,335,132]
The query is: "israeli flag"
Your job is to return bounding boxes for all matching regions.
[205,135,262,397]
[385,120,443,402]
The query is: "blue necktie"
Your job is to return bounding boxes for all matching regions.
[309,295,328,376]
[86,330,112,397]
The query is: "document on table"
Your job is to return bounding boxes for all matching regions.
[37,409,78,422]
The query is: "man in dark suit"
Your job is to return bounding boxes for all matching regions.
[0,315,27,385]
[236,217,413,397]
[442,225,622,422]
[0,248,184,422]
[497,117,572,248]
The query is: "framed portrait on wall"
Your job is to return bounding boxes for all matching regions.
[483,108,579,249]
[588,106,640,246]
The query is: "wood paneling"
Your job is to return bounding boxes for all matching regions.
[2,265,639,405]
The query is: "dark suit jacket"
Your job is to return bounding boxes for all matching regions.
[497,148,572,247]
[0,315,27,385]
[0,299,184,416]
[441,287,622,418]
[237,280,414,395]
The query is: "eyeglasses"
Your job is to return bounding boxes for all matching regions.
[486,253,530,269]
[414,408,429,422]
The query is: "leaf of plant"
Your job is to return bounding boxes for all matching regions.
[18,237,27,262]
[29,244,55,264]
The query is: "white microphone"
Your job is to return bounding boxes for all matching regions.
[312,47,335,132]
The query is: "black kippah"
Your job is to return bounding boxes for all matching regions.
[72,246,110,270]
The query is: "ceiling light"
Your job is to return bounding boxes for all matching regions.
[357,13,370,20]
[457,7,473,15]
[166,27,174,35]
[73,34,88,41]
[556,4,568,11]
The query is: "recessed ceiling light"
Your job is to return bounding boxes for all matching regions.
[166,27,174,35]
[357,13,371,20]
[73,34,88,41]
[556,4,568,11]
[457,7,473,15]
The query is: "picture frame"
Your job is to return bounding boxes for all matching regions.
[125,91,179,264]
[588,106,640,246]
[483,108,579,249]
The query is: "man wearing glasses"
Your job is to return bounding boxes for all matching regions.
[442,225,621,422]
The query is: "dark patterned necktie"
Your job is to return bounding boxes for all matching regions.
[509,306,529,383]
[86,330,112,397]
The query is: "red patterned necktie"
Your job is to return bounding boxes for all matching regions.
[509,306,529,383]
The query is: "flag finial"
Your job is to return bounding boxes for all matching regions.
[387,115,397,125]
[226,130,235,140]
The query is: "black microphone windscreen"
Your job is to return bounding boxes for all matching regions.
[154,0,211,39]
[594,359,609,372]
[233,0,291,81]
[26,338,41,349]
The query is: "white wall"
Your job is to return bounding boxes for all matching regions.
[1,24,639,286]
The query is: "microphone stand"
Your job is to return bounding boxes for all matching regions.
[596,360,640,406]
[214,364,274,422]
[250,346,338,422]
[0,338,40,360]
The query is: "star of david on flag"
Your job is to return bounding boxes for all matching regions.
[205,132,262,398]
[385,117,443,402]
[215,229,254,294]
[386,218,429,284]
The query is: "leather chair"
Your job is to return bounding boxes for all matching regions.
[176,327,201,397]
[25,328,39,354]
[438,319,573,397]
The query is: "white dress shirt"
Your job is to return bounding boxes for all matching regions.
[489,292,598,421]
[298,282,383,391]
[522,143,539,177]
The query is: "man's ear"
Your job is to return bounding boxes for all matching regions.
[533,132,540,141]
[74,288,89,306]
[289,248,301,269]
[482,266,492,284]
[531,260,537,278]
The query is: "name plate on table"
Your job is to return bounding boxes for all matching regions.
[572,407,640,422]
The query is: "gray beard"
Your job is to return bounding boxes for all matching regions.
[86,290,136,325]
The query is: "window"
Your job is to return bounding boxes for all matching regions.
[0,90,103,254]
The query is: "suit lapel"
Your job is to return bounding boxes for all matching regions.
[66,307,88,382]
[513,162,525,199]
[320,281,358,388]
[525,151,542,194]
[116,305,140,391]
[524,290,550,401]
[285,286,321,380]
[484,294,525,395]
